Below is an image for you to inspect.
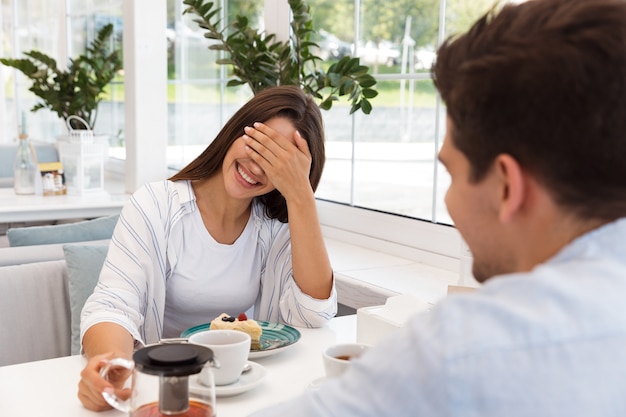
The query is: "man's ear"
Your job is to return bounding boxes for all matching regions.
[494,154,525,223]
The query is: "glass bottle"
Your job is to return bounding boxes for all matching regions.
[13,133,37,195]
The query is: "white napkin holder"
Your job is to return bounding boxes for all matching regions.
[356,294,432,345]
[58,116,104,195]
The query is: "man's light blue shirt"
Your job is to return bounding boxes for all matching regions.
[252,217,626,416]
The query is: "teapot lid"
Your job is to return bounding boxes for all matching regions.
[133,343,214,377]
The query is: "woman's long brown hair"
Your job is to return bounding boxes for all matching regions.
[169,85,325,223]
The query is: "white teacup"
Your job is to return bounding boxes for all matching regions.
[322,342,371,378]
[189,330,251,386]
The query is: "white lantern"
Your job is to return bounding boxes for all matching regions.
[58,116,104,195]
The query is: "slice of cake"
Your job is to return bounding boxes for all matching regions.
[210,313,263,350]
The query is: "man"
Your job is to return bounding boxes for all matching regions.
[250,0,626,415]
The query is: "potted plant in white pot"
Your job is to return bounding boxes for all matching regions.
[182,0,378,115]
[1,23,122,194]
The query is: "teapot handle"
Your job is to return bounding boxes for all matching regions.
[100,357,134,412]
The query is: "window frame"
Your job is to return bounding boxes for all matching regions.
[1,0,467,277]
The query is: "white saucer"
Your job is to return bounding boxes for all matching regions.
[190,362,267,397]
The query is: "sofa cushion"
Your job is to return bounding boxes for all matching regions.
[63,243,109,355]
[7,214,119,247]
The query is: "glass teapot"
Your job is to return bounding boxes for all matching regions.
[100,342,218,417]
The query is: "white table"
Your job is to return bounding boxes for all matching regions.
[0,187,128,223]
[0,315,356,417]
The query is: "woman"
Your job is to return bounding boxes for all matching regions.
[78,85,336,411]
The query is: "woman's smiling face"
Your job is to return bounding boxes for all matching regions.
[221,116,296,200]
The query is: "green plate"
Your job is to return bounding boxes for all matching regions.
[181,320,301,359]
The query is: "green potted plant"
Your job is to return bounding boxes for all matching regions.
[0,23,122,131]
[182,0,378,114]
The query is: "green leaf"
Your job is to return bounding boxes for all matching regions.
[226,79,246,87]
[344,57,360,73]
[361,99,372,114]
[358,77,377,88]
[327,73,342,86]
[362,88,378,99]
[334,56,350,73]
[319,97,333,110]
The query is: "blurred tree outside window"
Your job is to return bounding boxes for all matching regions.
[308,0,508,225]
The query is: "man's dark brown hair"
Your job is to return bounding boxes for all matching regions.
[433,0,626,221]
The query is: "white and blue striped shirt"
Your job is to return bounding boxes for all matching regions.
[81,180,337,347]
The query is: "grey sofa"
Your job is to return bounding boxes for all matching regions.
[0,215,119,366]
[0,239,110,366]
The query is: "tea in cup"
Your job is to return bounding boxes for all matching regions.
[189,329,251,386]
[322,342,371,378]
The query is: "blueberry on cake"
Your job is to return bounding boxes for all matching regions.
[210,313,263,350]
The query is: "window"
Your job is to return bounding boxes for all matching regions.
[67,0,124,156]
[0,0,516,265]
[0,0,123,156]
[309,0,498,226]
[166,0,264,169]
[1,0,66,142]
[164,0,503,227]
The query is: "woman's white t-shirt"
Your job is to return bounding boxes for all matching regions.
[162,203,261,338]
[81,180,337,347]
